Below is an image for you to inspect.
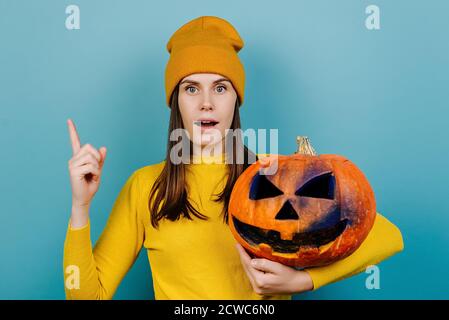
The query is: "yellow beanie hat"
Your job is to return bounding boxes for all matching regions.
[165,16,245,108]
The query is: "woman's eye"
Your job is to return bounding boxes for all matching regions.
[216,85,227,93]
[185,86,198,94]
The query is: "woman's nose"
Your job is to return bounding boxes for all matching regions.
[201,103,213,111]
[200,98,214,111]
[199,91,214,111]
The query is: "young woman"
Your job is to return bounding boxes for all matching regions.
[64,16,403,300]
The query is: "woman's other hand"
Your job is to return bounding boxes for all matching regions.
[235,243,314,295]
[67,118,107,228]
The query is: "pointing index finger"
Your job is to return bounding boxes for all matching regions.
[67,118,81,155]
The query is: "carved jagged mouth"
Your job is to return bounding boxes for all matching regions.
[232,216,349,253]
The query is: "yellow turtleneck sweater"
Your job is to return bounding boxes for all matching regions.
[63,154,404,300]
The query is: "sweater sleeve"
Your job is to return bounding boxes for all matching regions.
[303,212,404,291]
[63,170,145,299]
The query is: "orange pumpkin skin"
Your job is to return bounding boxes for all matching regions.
[229,146,376,268]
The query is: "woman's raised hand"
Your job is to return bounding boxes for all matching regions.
[67,119,107,227]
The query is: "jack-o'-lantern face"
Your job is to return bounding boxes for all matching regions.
[228,137,376,268]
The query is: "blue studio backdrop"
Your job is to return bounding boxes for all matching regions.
[0,0,448,299]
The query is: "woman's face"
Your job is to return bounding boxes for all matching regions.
[178,73,237,151]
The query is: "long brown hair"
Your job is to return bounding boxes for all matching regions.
[148,83,257,228]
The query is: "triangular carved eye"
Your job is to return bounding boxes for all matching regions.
[295,172,335,200]
[249,172,284,200]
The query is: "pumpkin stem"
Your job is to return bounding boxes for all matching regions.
[295,136,317,156]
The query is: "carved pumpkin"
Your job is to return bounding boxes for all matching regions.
[229,136,376,268]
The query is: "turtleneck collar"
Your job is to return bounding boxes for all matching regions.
[190,152,227,165]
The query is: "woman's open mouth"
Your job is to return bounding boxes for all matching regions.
[194,119,219,130]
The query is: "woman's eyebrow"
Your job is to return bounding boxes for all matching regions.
[180,78,231,85]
